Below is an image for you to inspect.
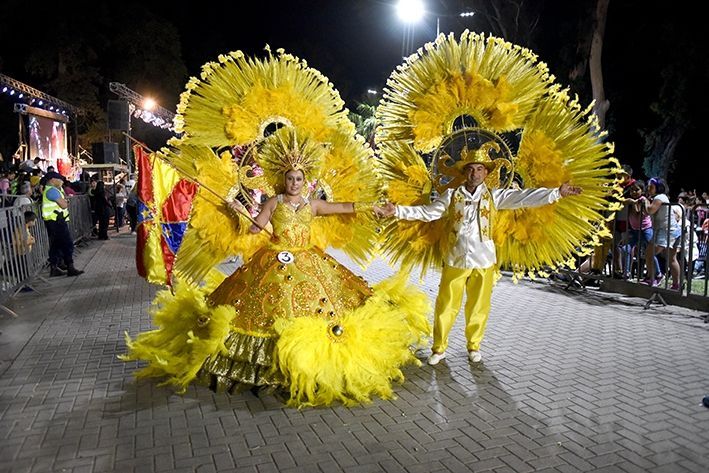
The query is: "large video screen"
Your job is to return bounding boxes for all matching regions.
[28,114,68,173]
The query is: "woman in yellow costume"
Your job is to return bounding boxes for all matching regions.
[121,48,430,407]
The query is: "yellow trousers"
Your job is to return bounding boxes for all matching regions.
[432,265,496,353]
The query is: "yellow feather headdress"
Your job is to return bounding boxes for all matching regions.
[255,127,327,191]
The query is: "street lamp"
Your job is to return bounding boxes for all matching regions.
[439,12,475,36]
[397,0,425,57]
[397,2,475,55]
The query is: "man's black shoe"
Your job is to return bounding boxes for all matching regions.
[66,266,84,277]
[49,266,67,277]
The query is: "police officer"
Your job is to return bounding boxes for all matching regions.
[42,171,84,277]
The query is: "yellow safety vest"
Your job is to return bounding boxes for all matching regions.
[42,186,70,222]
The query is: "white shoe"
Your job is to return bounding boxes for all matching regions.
[468,350,482,363]
[427,352,446,365]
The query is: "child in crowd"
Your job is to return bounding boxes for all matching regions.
[623,180,655,279]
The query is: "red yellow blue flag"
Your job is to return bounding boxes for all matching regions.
[134,144,197,285]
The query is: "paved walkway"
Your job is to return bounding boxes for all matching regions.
[1,234,708,472]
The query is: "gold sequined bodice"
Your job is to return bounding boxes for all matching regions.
[270,198,312,248]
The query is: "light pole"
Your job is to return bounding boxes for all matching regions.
[397,2,475,56]
[397,0,425,57]
[438,11,475,36]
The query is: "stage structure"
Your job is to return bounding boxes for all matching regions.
[108,82,177,173]
[1,73,80,176]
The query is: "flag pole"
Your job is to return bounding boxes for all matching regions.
[124,134,273,236]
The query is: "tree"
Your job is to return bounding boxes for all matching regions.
[639,12,705,184]
[349,103,378,147]
[0,2,187,152]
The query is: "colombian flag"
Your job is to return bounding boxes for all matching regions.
[135,145,197,286]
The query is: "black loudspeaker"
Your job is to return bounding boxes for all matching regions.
[107,100,130,131]
[92,142,120,164]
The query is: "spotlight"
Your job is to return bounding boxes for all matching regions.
[2,87,7,92]
[9,89,15,95]
[38,100,43,105]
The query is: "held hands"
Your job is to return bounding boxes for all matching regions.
[559,183,583,197]
[373,202,396,218]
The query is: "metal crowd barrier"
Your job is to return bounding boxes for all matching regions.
[553,200,708,313]
[0,195,93,318]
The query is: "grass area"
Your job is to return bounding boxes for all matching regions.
[688,277,709,296]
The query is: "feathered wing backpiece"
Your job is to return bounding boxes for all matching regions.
[493,91,622,276]
[307,131,382,266]
[377,140,447,278]
[175,46,354,148]
[161,46,382,284]
[376,31,622,278]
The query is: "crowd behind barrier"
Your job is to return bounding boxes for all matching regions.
[558,199,708,310]
[0,195,93,317]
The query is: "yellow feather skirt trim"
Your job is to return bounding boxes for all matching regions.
[273,271,431,408]
[119,281,235,393]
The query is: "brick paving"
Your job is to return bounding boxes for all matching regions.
[1,234,708,472]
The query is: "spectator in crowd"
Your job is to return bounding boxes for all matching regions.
[19,157,44,173]
[62,181,76,196]
[13,210,36,260]
[622,180,655,279]
[644,177,681,289]
[126,187,138,235]
[94,181,112,240]
[13,182,34,208]
[675,195,699,279]
[694,218,708,277]
[7,169,18,195]
[114,184,127,230]
[29,169,42,188]
[613,164,636,277]
[126,174,136,192]
[88,178,98,236]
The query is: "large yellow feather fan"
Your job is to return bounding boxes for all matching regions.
[493,90,624,277]
[307,130,383,266]
[377,140,447,278]
[377,31,553,153]
[175,46,354,148]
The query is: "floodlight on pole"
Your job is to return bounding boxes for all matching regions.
[397,0,425,23]
[398,0,425,58]
[143,97,157,111]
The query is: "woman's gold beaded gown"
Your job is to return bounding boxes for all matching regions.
[199,196,375,392]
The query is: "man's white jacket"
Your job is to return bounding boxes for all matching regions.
[395,184,561,270]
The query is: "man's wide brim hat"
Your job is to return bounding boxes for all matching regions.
[452,144,505,175]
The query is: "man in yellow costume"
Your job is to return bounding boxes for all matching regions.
[377,150,582,365]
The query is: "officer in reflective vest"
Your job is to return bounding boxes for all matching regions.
[42,171,84,277]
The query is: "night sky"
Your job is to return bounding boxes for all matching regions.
[0,1,705,193]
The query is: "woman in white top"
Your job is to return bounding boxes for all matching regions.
[114,184,127,230]
[13,182,34,208]
[644,177,681,289]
